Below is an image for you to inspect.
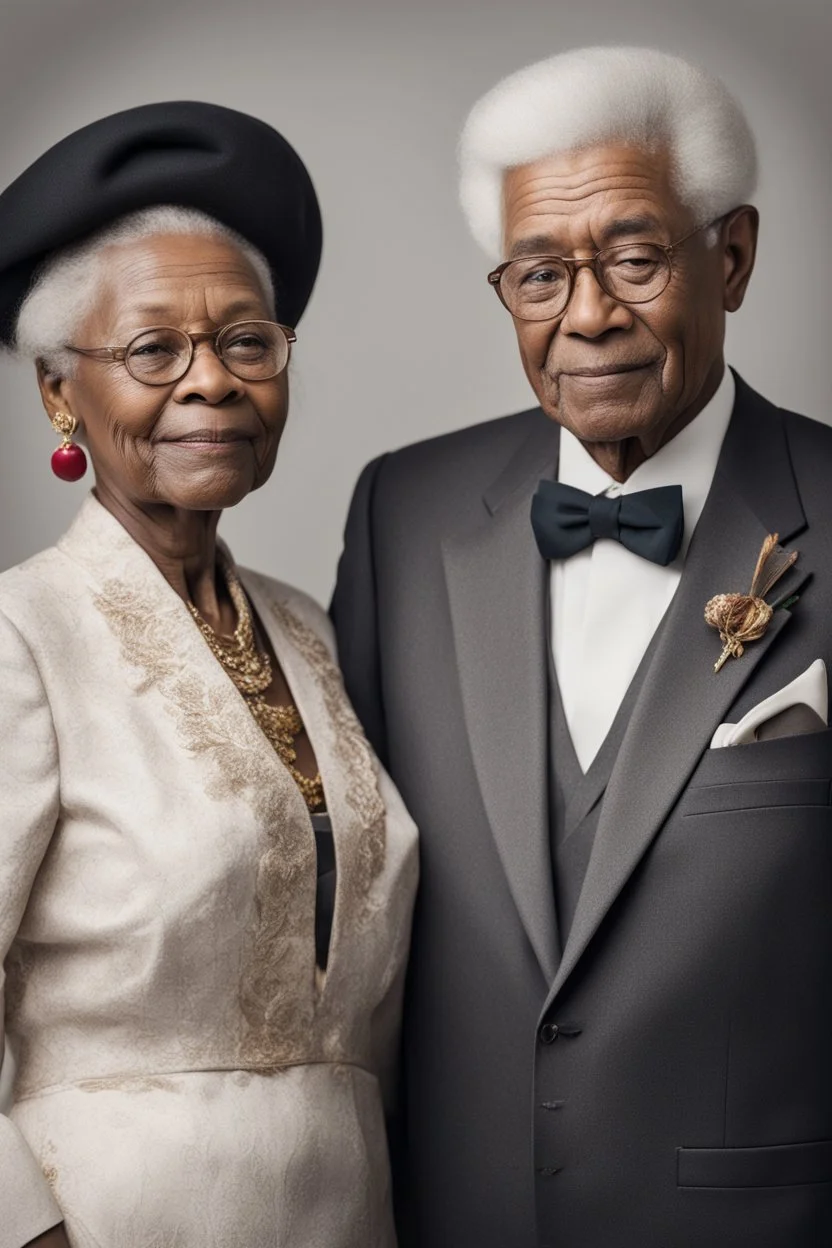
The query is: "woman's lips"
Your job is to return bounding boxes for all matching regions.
[157,430,253,449]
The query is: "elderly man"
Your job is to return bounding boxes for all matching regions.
[332,46,832,1248]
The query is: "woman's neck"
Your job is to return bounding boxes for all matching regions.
[94,484,232,631]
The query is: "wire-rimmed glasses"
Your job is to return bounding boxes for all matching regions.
[487,221,718,322]
[65,320,297,385]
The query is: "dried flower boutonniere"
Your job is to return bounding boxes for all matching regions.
[704,533,799,673]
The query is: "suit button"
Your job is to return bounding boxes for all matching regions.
[539,1022,559,1045]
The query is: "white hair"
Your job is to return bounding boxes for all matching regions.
[459,45,758,259]
[14,205,276,376]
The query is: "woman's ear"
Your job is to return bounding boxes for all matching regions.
[36,359,83,434]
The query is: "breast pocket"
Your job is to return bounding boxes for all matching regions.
[681,728,832,817]
[677,1139,832,1189]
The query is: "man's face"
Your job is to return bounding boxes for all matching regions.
[500,144,753,454]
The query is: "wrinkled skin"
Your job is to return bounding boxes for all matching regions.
[37,231,319,782]
[500,144,758,481]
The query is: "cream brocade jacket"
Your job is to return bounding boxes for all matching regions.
[0,495,418,1248]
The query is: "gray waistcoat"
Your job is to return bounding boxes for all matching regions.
[548,635,657,947]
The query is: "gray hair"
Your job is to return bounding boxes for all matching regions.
[14,205,276,376]
[459,45,758,259]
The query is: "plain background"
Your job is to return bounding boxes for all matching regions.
[0,0,829,603]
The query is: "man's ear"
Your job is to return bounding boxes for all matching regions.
[722,205,759,314]
[36,359,83,434]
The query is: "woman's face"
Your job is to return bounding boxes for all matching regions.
[39,232,289,512]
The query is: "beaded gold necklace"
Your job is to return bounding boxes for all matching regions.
[188,555,325,812]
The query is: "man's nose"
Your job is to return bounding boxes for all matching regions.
[559,264,633,339]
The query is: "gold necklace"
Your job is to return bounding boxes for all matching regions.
[188,555,325,811]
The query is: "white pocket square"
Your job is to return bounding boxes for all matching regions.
[710,659,828,748]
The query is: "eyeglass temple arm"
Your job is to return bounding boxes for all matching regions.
[64,345,128,360]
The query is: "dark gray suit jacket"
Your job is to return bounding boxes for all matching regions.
[331,374,832,1247]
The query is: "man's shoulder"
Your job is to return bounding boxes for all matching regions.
[735,377,832,525]
[781,408,832,523]
[758,384,832,482]
[737,373,831,452]
[374,405,547,494]
[781,404,832,454]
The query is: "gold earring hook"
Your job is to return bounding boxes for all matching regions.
[51,411,78,446]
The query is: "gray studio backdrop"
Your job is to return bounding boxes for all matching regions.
[0,0,828,604]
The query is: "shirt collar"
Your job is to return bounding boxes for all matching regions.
[557,366,735,555]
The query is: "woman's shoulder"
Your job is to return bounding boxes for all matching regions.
[0,545,68,626]
[237,567,337,659]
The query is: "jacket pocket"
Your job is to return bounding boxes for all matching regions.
[680,728,832,815]
[677,1139,832,1188]
[698,727,832,784]
[683,777,831,815]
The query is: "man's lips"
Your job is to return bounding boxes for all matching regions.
[558,362,655,378]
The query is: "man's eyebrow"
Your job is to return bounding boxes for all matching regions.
[507,235,560,260]
[598,214,665,243]
[507,215,666,260]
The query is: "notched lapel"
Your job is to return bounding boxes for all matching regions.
[443,413,560,984]
[545,386,812,1008]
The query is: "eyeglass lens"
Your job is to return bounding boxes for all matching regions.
[499,244,673,320]
[124,322,289,384]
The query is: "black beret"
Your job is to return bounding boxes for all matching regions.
[0,100,322,345]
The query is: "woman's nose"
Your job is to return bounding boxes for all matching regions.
[173,340,244,404]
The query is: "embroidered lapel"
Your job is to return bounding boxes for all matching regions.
[59,498,321,1049]
[241,572,388,1004]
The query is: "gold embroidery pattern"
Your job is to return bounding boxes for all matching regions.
[271,600,387,914]
[237,843,316,1066]
[93,582,295,831]
[92,579,318,1067]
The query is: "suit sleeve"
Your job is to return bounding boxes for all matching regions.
[0,608,64,1247]
[330,454,390,767]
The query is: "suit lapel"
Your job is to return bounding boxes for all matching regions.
[443,410,561,983]
[545,376,812,1006]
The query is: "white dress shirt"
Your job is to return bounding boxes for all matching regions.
[551,367,736,772]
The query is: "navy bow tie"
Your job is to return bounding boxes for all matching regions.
[531,480,684,566]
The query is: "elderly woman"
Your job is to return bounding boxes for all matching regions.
[0,103,417,1248]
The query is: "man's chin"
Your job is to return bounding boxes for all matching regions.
[543,372,666,444]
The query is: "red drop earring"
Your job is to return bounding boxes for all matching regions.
[50,411,87,482]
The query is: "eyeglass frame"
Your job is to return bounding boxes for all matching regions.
[64,319,298,385]
[486,216,726,321]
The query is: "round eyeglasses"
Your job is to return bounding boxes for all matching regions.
[65,320,297,386]
[487,221,715,322]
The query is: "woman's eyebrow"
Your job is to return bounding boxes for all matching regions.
[116,297,267,326]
